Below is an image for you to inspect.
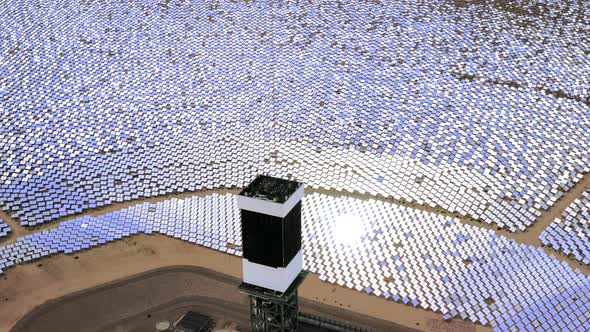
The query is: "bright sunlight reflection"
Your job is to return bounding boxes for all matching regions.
[332,213,365,245]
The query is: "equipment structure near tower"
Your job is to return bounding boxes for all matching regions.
[237,175,307,332]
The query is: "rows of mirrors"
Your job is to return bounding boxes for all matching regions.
[540,188,590,266]
[0,0,588,232]
[0,218,10,239]
[1,0,589,330]
[1,193,589,330]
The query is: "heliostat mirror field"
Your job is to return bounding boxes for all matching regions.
[0,0,589,330]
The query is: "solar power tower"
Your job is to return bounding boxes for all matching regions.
[237,175,308,332]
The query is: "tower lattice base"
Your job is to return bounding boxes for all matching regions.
[239,271,307,332]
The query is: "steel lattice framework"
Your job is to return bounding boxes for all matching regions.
[239,271,307,332]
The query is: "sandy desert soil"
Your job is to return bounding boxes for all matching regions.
[10,265,414,332]
[0,233,490,332]
[9,266,252,332]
